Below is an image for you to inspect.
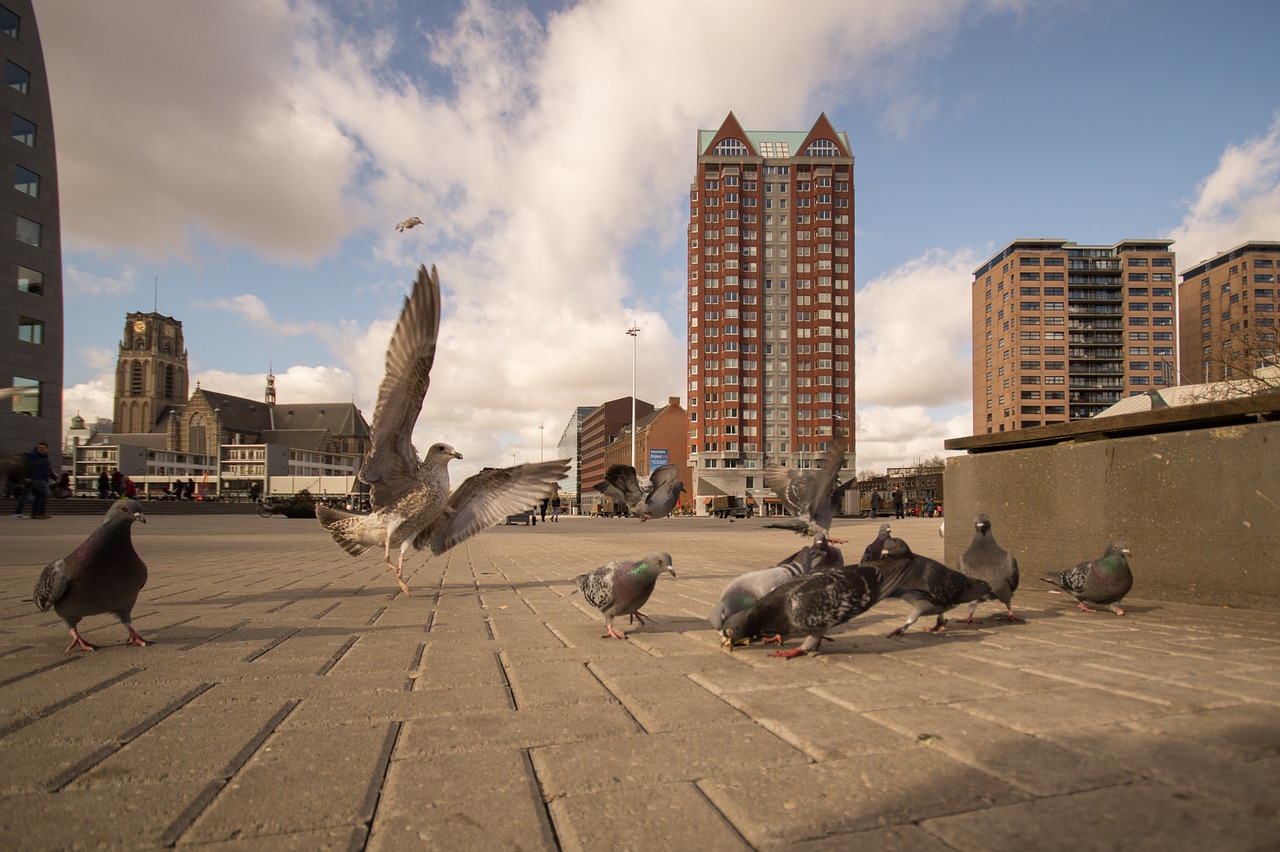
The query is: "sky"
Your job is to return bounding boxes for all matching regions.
[35,0,1280,478]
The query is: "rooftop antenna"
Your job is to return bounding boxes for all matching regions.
[153,275,158,313]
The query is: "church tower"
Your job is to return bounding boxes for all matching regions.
[113,312,189,433]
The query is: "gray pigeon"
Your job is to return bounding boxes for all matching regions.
[878,537,991,637]
[317,265,569,593]
[575,551,675,639]
[1042,540,1133,615]
[718,555,917,658]
[763,434,848,539]
[860,523,892,564]
[595,463,685,520]
[33,499,150,652]
[710,537,843,631]
[956,514,1023,623]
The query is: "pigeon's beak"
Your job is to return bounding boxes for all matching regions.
[1122,548,1131,556]
[666,566,676,578]
[133,512,147,524]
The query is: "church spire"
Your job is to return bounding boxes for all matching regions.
[265,363,277,405]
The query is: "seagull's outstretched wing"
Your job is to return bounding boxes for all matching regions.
[417,459,570,554]
[360,265,441,510]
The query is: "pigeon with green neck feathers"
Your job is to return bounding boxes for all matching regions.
[1042,540,1133,615]
[575,551,675,639]
[710,536,843,632]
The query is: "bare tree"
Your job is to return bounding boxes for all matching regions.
[1184,322,1280,402]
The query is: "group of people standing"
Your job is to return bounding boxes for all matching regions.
[868,486,941,520]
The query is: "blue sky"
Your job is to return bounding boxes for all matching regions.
[36,0,1280,474]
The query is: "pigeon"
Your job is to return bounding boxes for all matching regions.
[718,555,917,658]
[574,551,675,639]
[763,434,848,538]
[878,537,991,637]
[395,216,423,232]
[860,523,892,564]
[709,536,844,631]
[316,265,569,593]
[956,513,1023,623]
[32,499,150,652]
[594,463,685,520]
[1042,540,1133,615]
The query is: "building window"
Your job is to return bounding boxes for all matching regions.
[713,138,747,156]
[17,266,41,295]
[15,215,39,245]
[10,376,39,416]
[11,114,37,146]
[5,59,28,94]
[17,316,42,343]
[0,5,19,38]
[804,139,839,157]
[13,163,37,197]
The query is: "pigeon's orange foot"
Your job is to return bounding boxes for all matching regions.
[125,626,152,647]
[1109,606,1126,616]
[770,647,808,659]
[997,611,1026,623]
[957,615,983,625]
[603,624,627,639]
[1077,601,1099,613]
[65,629,97,653]
[763,634,785,646]
[925,624,947,634]
[886,627,906,638]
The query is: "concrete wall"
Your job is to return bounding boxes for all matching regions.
[944,419,1280,609]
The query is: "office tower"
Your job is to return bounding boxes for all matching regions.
[972,239,1176,434]
[688,112,855,503]
[1178,241,1280,384]
[1,0,61,459]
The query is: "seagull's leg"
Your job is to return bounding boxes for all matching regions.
[392,543,412,596]
[1077,601,1099,613]
[65,627,97,653]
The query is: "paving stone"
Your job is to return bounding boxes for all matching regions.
[698,749,1027,848]
[862,704,1137,796]
[183,723,390,843]
[590,672,745,732]
[1122,703,1280,761]
[788,823,959,852]
[0,781,210,847]
[1021,662,1242,712]
[396,704,641,756]
[812,671,1006,713]
[368,750,553,851]
[550,781,751,852]
[921,780,1280,851]
[952,686,1173,734]
[719,688,916,761]
[280,685,515,728]
[504,660,616,708]
[531,723,810,798]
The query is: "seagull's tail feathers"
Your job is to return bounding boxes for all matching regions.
[316,505,380,557]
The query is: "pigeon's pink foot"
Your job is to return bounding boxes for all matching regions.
[603,624,627,639]
[1109,605,1126,616]
[770,647,808,659]
[763,634,785,646]
[1077,601,1099,613]
[628,610,650,626]
[65,629,97,653]
[827,537,847,544]
[125,625,152,647]
[886,627,906,638]
[957,614,983,625]
[997,611,1026,623]
[925,623,947,634]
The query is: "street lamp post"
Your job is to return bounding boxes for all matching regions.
[626,324,640,469]
[539,423,544,462]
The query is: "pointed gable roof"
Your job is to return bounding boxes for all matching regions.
[699,111,757,156]
[797,112,852,157]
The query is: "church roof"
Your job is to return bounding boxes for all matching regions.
[274,403,370,438]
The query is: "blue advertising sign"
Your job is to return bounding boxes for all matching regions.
[649,448,669,469]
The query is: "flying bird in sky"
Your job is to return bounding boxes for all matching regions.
[317,265,568,593]
[395,216,423,232]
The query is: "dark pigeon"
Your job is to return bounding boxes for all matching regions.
[575,551,675,639]
[860,523,892,565]
[957,513,1023,624]
[709,536,844,631]
[595,463,685,520]
[1042,540,1133,615]
[317,265,568,593]
[763,434,848,539]
[32,499,150,652]
[878,537,991,636]
[718,555,917,659]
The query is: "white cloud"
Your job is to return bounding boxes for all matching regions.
[64,263,138,297]
[1169,114,1280,271]
[855,404,970,474]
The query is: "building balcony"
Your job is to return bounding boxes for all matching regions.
[1067,290,1123,302]
[1068,304,1123,316]
[1069,363,1124,375]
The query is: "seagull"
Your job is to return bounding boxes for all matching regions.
[316,265,569,593]
[763,434,848,539]
[395,217,423,232]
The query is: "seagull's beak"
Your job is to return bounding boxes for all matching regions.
[452,451,464,460]
[133,512,147,524]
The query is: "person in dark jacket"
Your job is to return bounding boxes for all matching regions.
[13,442,53,519]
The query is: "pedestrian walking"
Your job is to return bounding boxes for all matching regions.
[892,486,905,520]
[13,442,53,519]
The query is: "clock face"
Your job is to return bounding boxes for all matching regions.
[133,320,147,333]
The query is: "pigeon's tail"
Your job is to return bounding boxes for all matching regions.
[868,558,923,604]
[1040,571,1067,590]
[316,505,377,557]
